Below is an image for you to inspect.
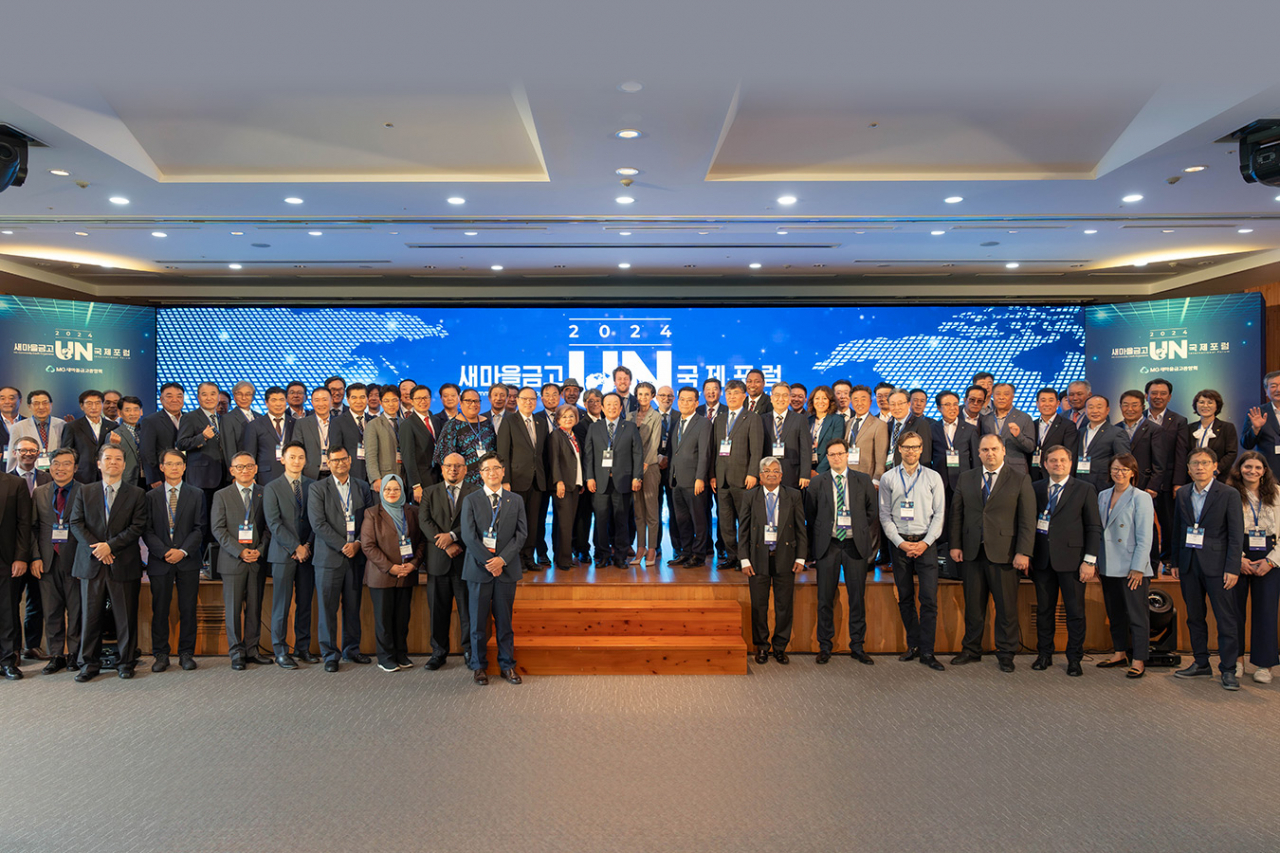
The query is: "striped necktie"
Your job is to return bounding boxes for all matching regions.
[834,474,847,541]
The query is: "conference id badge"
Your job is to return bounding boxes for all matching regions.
[275,443,284,461]
[946,451,959,468]
[36,452,50,470]
[886,451,895,468]
[764,524,778,544]
[356,442,365,460]
[895,500,913,521]
[772,441,786,457]
[51,523,69,543]
[1076,458,1091,475]
[848,446,860,465]
[1185,525,1205,549]
[719,439,732,457]
[345,513,356,536]
[601,449,614,469]
[1249,528,1268,551]
[483,528,498,552]
[1274,445,1280,455]
[1030,452,1041,468]
[836,513,852,530]
[399,535,414,559]
[1036,513,1051,534]
[238,524,254,544]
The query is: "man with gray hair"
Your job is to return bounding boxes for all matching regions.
[1063,380,1092,427]
[225,380,260,456]
[740,457,807,664]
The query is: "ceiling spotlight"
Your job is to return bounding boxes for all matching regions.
[944,196,963,204]
[74,231,89,236]
[447,197,465,205]
[108,196,129,205]
[490,265,504,271]
[618,81,643,93]
[284,197,304,204]
[49,169,70,177]
[1184,165,1207,173]
[776,195,797,205]
[308,231,323,236]
[1239,228,1255,233]
[228,263,242,270]
[151,231,167,238]
[1084,229,1098,234]
[749,263,762,269]
[230,231,244,236]
[1133,260,1148,267]
[618,262,631,269]
[616,167,639,176]
[1121,194,1143,203]
[1005,262,1020,269]
[618,231,632,236]
[0,230,11,235]
[776,230,787,235]
[615,129,641,139]
[931,230,945,236]
[615,196,635,204]
[464,231,478,236]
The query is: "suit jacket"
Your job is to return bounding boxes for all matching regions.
[210,481,271,575]
[142,482,206,574]
[886,414,934,469]
[1242,403,1280,480]
[419,480,477,575]
[0,472,33,567]
[668,414,712,489]
[1188,418,1238,480]
[739,485,808,570]
[243,412,294,485]
[809,414,846,475]
[398,411,438,492]
[223,408,261,456]
[583,417,644,490]
[68,479,147,581]
[761,409,808,488]
[805,468,876,561]
[430,410,453,436]
[980,408,1035,474]
[364,413,402,486]
[1149,409,1190,491]
[1075,421,1132,492]
[360,503,423,588]
[949,465,1036,564]
[293,412,356,481]
[930,418,981,488]
[30,478,80,571]
[6,417,67,472]
[482,410,507,437]
[845,414,888,482]
[1172,479,1244,577]
[459,487,527,583]
[68,416,118,484]
[496,412,548,492]
[139,410,181,484]
[337,410,371,481]
[1097,486,1155,578]
[711,408,764,489]
[749,395,772,417]
[12,467,51,496]
[110,422,146,487]
[1120,419,1159,491]
[308,475,372,570]
[1030,477,1101,573]
[176,409,230,489]
[1030,416,1079,480]
[548,428,584,490]
[263,474,316,564]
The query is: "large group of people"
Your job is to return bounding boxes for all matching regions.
[0,365,1276,691]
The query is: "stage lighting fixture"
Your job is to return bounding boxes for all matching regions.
[0,128,29,193]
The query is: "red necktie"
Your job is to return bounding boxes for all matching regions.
[425,415,435,439]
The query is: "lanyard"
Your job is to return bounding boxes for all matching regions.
[604,420,618,450]
[1081,424,1101,456]
[1037,418,1051,448]
[337,481,352,516]
[1248,495,1261,528]
[811,416,823,446]
[1197,421,1214,448]
[898,465,920,502]
[1192,485,1210,525]
[726,410,739,435]
[488,493,502,528]
[943,421,956,452]
[765,490,777,525]
[318,416,330,452]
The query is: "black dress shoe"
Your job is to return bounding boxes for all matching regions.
[998,658,1016,673]
[666,555,689,567]
[230,660,246,671]
[773,650,790,665]
[1222,672,1241,691]
[898,647,919,662]
[473,669,489,685]
[293,649,318,663]
[151,654,169,673]
[246,654,273,666]
[815,650,831,664]
[67,661,81,672]
[42,656,67,675]
[275,654,299,670]
[1174,662,1213,678]
[1066,661,1083,677]
[324,660,339,672]
[716,559,734,570]
[74,667,100,683]
[595,560,611,568]
[683,556,706,568]
[117,667,134,679]
[850,650,874,665]
[555,562,574,570]
[179,654,198,671]
[754,648,769,664]
[501,668,522,684]
[343,653,372,665]
[1031,655,1052,671]
[920,654,946,671]
[536,556,552,567]
[424,656,446,671]
[1,663,23,680]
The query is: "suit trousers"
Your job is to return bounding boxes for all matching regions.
[222,566,263,661]
[891,542,939,655]
[270,559,315,656]
[715,485,749,563]
[573,483,594,558]
[315,560,364,663]
[1100,574,1150,662]
[1233,565,1280,668]
[1178,554,1239,671]
[148,569,198,656]
[660,467,678,552]
[633,464,662,552]
[535,488,553,562]
[938,483,963,579]
[369,586,413,668]
[39,552,81,661]
[11,571,43,652]
[0,571,15,665]
[515,487,543,566]
[428,570,470,658]
[468,579,516,671]
[671,486,709,559]
[815,537,869,653]
[592,480,632,560]
[79,572,139,670]
[1032,567,1086,660]
[552,489,580,567]
[960,550,1021,659]
[748,551,795,651]
[200,486,221,570]
[1152,489,1175,565]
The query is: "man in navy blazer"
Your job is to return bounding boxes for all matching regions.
[306,445,371,670]
[666,388,713,567]
[243,387,295,485]
[210,452,273,669]
[762,382,810,490]
[460,453,527,685]
[264,441,317,668]
[176,381,231,570]
[1172,447,1244,690]
[1075,395,1131,493]
[583,392,644,568]
[711,380,765,570]
[1243,370,1280,480]
[1029,388,1079,481]
[142,449,206,672]
[930,391,981,577]
[140,382,185,487]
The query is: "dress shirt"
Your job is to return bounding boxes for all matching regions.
[238,407,255,422]
[828,467,852,538]
[878,464,945,546]
[1037,416,1055,444]
[1190,481,1211,523]
[1081,422,1104,456]
[1147,409,1166,427]
[333,475,351,510]
[963,413,981,428]
[942,418,958,445]
[1122,419,1140,440]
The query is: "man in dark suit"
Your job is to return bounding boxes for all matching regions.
[583,392,644,568]
[263,441,317,668]
[243,386,294,485]
[67,389,118,484]
[29,448,80,674]
[745,369,772,416]
[1243,370,1280,479]
[306,445,371,671]
[697,378,725,559]
[69,444,147,681]
[142,449,205,672]
[496,386,548,572]
[140,382,184,488]
[532,382,563,567]
[980,383,1035,475]
[884,389,933,471]
[211,452,272,670]
[1030,387,1079,481]
[1145,377,1189,569]
[483,382,508,436]
[806,438,878,664]
[419,453,476,670]
[654,386,678,550]
[762,382,810,490]
[711,380,764,570]
[223,380,260,456]
[611,367,639,418]
[949,433,1036,672]
[399,384,438,503]
[107,396,147,487]
[1172,447,1245,690]
[10,436,50,658]
[930,391,981,578]
[338,384,371,482]
[1029,445,1101,676]
[0,464,32,680]
[176,381,231,569]
[294,387,357,481]
[666,387,712,568]
[1075,395,1131,493]
[740,457,807,664]
[460,453,527,685]
[1118,390,1159,490]
[572,389,602,562]
[431,383,459,435]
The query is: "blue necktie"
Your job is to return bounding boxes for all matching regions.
[982,472,994,504]
[766,492,777,552]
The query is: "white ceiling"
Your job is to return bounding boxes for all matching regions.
[1,0,1280,302]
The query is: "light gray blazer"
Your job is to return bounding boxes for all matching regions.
[1097,486,1155,578]
[364,414,402,486]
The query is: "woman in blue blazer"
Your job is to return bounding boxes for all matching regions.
[808,386,846,476]
[1096,452,1155,678]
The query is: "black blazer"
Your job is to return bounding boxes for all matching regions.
[398,412,438,492]
[949,465,1036,564]
[243,412,295,485]
[761,409,808,488]
[30,479,79,570]
[337,410,371,481]
[293,413,357,481]
[142,482,206,574]
[1149,409,1190,491]
[68,479,147,581]
[1030,416,1079,480]
[68,416,117,484]
[1172,479,1244,577]
[418,480,478,576]
[930,419,981,488]
[804,469,876,561]
[739,485,808,570]
[496,413,548,492]
[548,428,583,490]
[1075,421,1131,492]
[140,410,181,486]
[1122,419,1159,491]
[887,414,934,468]
[668,414,712,489]
[712,409,764,489]
[223,408,260,455]
[0,472,33,566]
[1031,477,1101,573]
[1242,403,1280,480]
[1187,418,1238,481]
[176,409,230,489]
[583,417,644,489]
[263,474,316,564]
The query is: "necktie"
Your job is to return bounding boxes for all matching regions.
[851,417,862,440]
[676,418,685,448]
[982,471,994,504]
[891,420,902,447]
[169,484,179,522]
[449,485,458,509]
[834,474,848,541]
[24,471,34,495]
[242,487,252,510]
[727,410,738,435]
[775,415,784,441]
[1048,483,1062,514]
[526,417,536,445]
[208,412,218,434]
[766,491,777,551]
[274,417,283,439]
[105,485,115,518]
[355,414,364,435]
[425,415,436,439]
[608,421,616,442]
[291,477,302,510]
[54,486,66,554]
[37,420,48,448]
[490,493,499,511]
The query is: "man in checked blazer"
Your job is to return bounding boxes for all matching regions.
[142,449,206,672]
[419,453,477,670]
[211,452,272,669]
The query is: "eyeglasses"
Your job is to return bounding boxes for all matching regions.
[899,445,923,452]
[480,466,503,473]
[229,464,256,471]
[462,398,481,405]
[827,451,847,458]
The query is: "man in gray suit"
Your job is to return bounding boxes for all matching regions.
[306,445,372,671]
[364,386,403,493]
[211,452,272,670]
[980,383,1036,474]
[107,396,146,486]
[6,389,66,473]
[141,449,206,672]
[460,453,527,685]
[294,387,356,481]
[264,441,317,668]
[419,453,476,670]
[583,392,644,568]
[845,385,888,484]
[666,387,712,567]
[949,434,1037,672]
[29,448,80,674]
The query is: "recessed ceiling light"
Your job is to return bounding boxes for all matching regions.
[464,231,478,236]
[0,231,11,235]
[1162,229,1175,233]
[230,231,244,236]
[698,231,709,235]
[74,231,89,236]
[618,231,632,236]
[308,231,323,236]
[151,231,167,238]
[1239,228,1254,233]
[776,230,787,235]
[108,196,129,205]
[944,196,963,204]
[618,81,643,93]
[1133,260,1148,267]
[616,167,639,176]
[228,263,242,270]
[931,230,945,236]
[447,197,465,205]
[616,196,635,204]
[284,197,304,204]
[1122,194,1143,203]
[776,195,797,205]
[1184,165,1207,172]
[490,265,504,271]
[1084,229,1098,234]
[1005,262,1020,269]
[749,263,762,269]
[618,262,631,269]
[49,169,70,177]
[615,129,641,139]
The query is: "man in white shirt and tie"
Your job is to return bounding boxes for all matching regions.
[419,453,474,670]
[1063,380,1091,427]
[211,453,272,670]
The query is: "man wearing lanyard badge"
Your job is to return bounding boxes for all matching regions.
[740,457,807,664]
[763,382,809,490]
[1172,448,1244,690]
[243,386,294,485]
[142,449,206,672]
[710,380,764,571]
[6,390,65,474]
[1029,387,1078,481]
[1073,394,1130,493]
[211,452,272,670]
[28,448,80,674]
[929,391,981,580]
[307,446,372,672]
[264,441,318,668]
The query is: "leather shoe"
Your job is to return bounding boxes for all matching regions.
[230,660,246,671]
[716,559,734,570]
[773,650,790,665]
[179,653,198,671]
[683,556,706,568]
[666,555,689,567]
[850,650,874,665]
[343,653,372,665]
[473,669,489,685]
[295,649,319,664]
[1031,655,1052,671]
[1222,672,1241,691]
[424,656,446,671]
[117,667,134,679]
[1,663,23,680]
[595,559,611,568]
[898,647,919,662]
[151,654,169,673]
[42,656,67,675]
[501,668,522,684]
[22,647,50,661]
[246,654,273,666]
[950,652,981,666]
[815,651,831,664]
[275,654,299,670]
[1174,662,1213,678]
[754,648,769,664]
[323,660,339,672]
[920,654,945,671]
[74,667,100,683]
[612,558,629,569]
[1067,661,1083,677]
[998,658,1016,673]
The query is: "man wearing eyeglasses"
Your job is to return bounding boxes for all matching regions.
[307,445,372,671]
[211,452,272,670]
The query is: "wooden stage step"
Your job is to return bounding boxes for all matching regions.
[486,600,748,675]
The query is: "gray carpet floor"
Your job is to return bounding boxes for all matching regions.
[3,653,1278,853]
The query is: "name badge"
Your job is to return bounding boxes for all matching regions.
[848,446,861,466]
[356,442,365,460]
[275,443,284,461]
[886,452,895,468]
[601,449,614,468]
[1076,458,1091,474]
[764,524,778,543]
[345,514,356,537]
[1036,513,1051,534]
[399,535,414,559]
[36,452,50,470]
[946,451,959,468]
[836,513,852,530]
[1030,452,1041,468]
[1185,525,1204,549]
[1274,445,1280,455]
[51,523,69,542]
[772,442,786,457]
[719,439,732,457]
[238,524,254,544]
[483,528,497,551]
[899,500,916,521]
[1248,528,1268,551]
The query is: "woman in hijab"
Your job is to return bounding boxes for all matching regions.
[360,474,424,672]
